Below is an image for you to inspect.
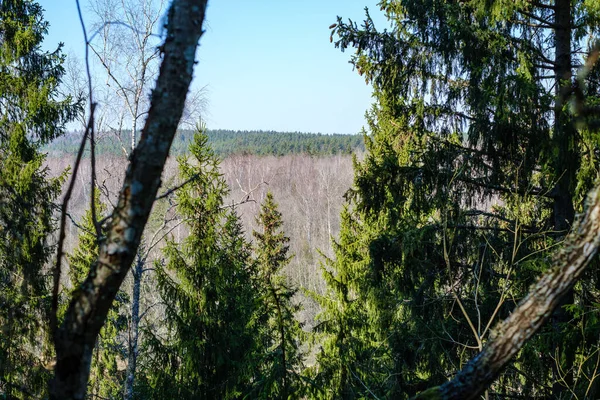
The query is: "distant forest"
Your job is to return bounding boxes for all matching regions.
[45,129,365,157]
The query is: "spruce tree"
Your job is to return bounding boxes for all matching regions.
[316,0,600,398]
[0,0,79,397]
[140,129,259,399]
[309,207,391,399]
[252,192,304,399]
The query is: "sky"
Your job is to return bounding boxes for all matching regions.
[41,0,388,134]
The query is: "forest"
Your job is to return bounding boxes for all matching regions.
[3,0,600,399]
[45,129,365,158]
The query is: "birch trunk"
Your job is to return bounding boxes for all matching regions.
[49,1,208,398]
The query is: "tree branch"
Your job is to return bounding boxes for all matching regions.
[49,1,208,398]
[413,184,600,399]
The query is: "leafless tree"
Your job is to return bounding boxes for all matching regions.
[87,0,165,155]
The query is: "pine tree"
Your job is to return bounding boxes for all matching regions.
[316,0,600,398]
[252,192,304,399]
[65,197,128,399]
[0,1,79,397]
[140,129,260,399]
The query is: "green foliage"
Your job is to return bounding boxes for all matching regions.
[140,128,261,399]
[308,207,404,399]
[252,192,305,399]
[0,0,79,397]
[315,0,600,398]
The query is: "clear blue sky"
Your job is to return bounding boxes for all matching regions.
[42,0,386,134]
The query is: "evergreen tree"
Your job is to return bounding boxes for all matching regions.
[0,0,79,397]
[252,192,304,399]
[309,207,391,399]
[316,0,600,398]
[65,197,128,399]
[140,129,260,399]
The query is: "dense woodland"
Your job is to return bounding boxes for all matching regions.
[46,130,365,158]
[4,0,600,399]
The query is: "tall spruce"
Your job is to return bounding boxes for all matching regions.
[252,192,304,399]
[316,0,600,398]
[140,129,260,399]
[0,0,79,397]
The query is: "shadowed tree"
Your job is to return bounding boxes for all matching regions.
[316,0,600,398]
[0,0,79,397]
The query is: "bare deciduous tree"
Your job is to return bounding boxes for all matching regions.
[87,0,166,155]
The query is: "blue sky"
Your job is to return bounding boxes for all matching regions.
[41,0,387,134]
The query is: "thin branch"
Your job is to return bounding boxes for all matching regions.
[155,173,200,200]
[517,9,556,28]
[51,103,95,338]
[139,301,163,322]
[88,20,163,44]
[350,369,382,400]
[220,197,257,210]
[75,0,100,239]
[66,213,96,237]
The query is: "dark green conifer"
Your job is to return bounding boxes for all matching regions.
[0,0,79,397]
[252,192,304,399]
[316,0,600,398]
[141,129,260,399]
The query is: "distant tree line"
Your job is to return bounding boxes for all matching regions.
[45,129,365,157]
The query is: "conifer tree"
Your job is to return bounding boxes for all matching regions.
[252,192,304,399]
[317,0,600,398]
[309,207,391,399]
[140,129,260,399]
[66,197,127,399]
[0,0,79,397]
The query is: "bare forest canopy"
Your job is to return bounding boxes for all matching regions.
[44,129,366,157]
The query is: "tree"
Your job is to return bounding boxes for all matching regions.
[49,1,208,398]
[308,207,389,399]
[252,192,304,399]
[412,176,600,398]
[318,0,600,398]
[82,3,208,395]
[140,130,259,399]
[87,0,166,154]
[0,0,79,397]
[66,195,128,399]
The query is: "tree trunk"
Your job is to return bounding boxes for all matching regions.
[131,114,138,156]
[413,184,600,400]
[553,0,575,234]
[124,254,143,400]
[49,1,208,398]
[552,1,576,395]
